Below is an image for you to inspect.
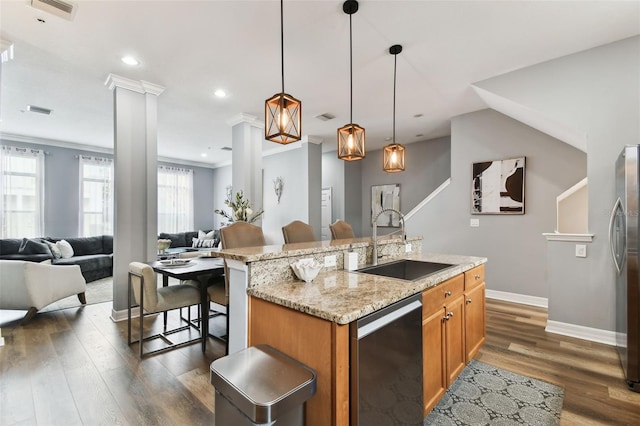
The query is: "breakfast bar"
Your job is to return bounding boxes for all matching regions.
[212,236,487,426]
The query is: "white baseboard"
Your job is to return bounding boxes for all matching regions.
[111,306,140,322]
[486,289,548,308]
[545,320,617,346]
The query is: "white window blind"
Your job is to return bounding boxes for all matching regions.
[158,165,194,233]
[79,156,114,237]
[0,145,45,238]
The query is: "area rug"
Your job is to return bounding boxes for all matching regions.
[40,276,113,312]
[425,360,564,425]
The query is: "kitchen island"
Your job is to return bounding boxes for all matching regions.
[212,237,487,425]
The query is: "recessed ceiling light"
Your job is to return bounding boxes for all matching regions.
[384,137,392,141]
[121,56,139,66]
[200,153,208,158]
[214,89,227,98]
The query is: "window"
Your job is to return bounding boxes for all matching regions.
[79,156,114,237]
[0,145,45,238]
[158,166,194,233]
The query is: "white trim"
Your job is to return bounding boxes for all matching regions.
[111,306,140,322]
[226,113,262,127]
[557,177,587,202]
[1,133,113,154]
[404,178,451,222]
[542,232,594,242]
[105,74,165,96]
[545,320,616,346]
[486,289,548,308]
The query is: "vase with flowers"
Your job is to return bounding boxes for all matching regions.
[215,190,264,224]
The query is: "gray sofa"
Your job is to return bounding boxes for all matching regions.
[158,230,220,250]
[0,235,113,283]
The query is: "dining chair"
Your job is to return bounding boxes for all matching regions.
[215,222,266,353]
[330,220,356,240]
[282,220,316,244]
[127,262,202,358]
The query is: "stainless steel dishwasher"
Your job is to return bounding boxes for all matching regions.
[350,293,423,425]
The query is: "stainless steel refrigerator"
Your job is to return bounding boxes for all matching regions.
[610,144,640,392]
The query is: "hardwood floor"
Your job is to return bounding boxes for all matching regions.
[1,299,639,425]
[478,299,640,426]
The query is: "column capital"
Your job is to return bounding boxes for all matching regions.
[302,135,323,145]
[227,113,264,128]
[105,73,165,96]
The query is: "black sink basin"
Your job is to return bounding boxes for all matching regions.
[357,259,455,281]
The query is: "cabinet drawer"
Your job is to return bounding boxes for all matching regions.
[422,274,464,316]
[464,265,485,290]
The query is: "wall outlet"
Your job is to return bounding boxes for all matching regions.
[470,218,480,227]
[324,255,337,268]
[405,243,412,253]
[575,244,587,258]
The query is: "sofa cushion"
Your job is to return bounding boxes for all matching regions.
[18,238,52,256]
[0,253,52,262]
[103,235,113,254]
[54,254,112,271]
[56,240,74,259]
[159,232,187,248]
[0,238,22,255]
[42,239,62,259]
[59,236,103,256]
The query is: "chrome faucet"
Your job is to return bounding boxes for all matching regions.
[372,208,405,266]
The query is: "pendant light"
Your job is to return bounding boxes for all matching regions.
[265,0,301,144]
[383,44,406,173]
[337,0,365,161]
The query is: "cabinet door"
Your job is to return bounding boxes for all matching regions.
[464,282,486,362]
[445,295,465,385]
[423,308,446,415]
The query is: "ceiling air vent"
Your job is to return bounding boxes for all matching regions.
[30,0,77,21]
[221,147,232,151]
[27,105,52,115]
[315,113,335,122]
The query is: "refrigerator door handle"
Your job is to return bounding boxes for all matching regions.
[609,197,624,274]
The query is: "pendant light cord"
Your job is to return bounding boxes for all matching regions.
[349,12,353,123]
[280,0,285,94]
[392,53,397,143]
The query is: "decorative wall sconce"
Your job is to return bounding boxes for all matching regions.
[274,176,284,203]
[225,185,233,203]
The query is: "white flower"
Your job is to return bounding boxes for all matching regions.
[246,207,253,216]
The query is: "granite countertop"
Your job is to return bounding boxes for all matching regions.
[247,252,487,324]
[212,235,422,263]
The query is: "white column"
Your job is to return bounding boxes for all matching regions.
[228,113,263,215]
[105,74,165,319]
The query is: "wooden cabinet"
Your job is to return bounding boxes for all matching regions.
[423,265,486,415]
[464,265,486,362]
[422,274,466,414]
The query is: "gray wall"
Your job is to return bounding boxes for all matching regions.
[322,153,345,228]
[473,36,639,330]
[321,152,363,237]
[359,136,451,237]
[0,139,216,237]
[411,109,586,299]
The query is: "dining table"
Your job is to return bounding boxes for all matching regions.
[148,256,225,352]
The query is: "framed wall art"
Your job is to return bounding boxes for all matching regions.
[472,157,525,214]
[372,184,401,227]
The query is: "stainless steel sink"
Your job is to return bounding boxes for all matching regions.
[356,259,455,281]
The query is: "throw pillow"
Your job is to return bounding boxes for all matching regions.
[18,238,52,255]
[56,239,74,259]
[198,230,215,240]
[42,239,62,259]
[40,259,52,264]
[192,237,216,248]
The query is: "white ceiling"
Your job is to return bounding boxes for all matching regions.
[1,1,638,167]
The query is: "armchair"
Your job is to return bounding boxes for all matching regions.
[0,260,87,323]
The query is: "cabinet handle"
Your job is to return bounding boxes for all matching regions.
[474,274,481,280]
[466,298,472,304]
[447,311,454,317]
[443,314,450,321]
[444,290,452,297]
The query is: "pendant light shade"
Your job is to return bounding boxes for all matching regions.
[337,0,365,161]
[383,44,406,173]
[265,0,301,144]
